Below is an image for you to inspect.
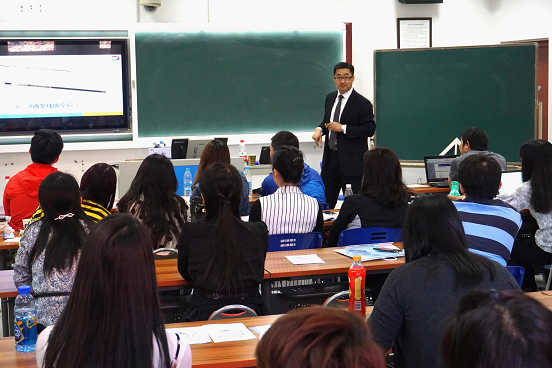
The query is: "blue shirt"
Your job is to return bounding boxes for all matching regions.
[261,163,326,204]
[192,170,250,216]
[454,196,522,266]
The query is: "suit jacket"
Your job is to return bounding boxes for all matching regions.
[318,89,376,177]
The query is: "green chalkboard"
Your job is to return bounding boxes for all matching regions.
[135,31,343,137]
[374,44,538,162]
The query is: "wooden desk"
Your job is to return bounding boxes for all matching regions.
[1,292,551,368]
[407,184,450,194]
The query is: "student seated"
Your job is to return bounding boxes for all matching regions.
[36,214,192,368]
[261,131,326,204]
[368,194,519,368]
[442,290,552,368]
[250,146,323,235]
[454,154,522,266]
[191,139,250,216]
[498,139,552,291]
[30,162,117,224]
[118,154,188,249]
[177,162,269,321]
[256,306,386,368]
[3,129,63,231]
[13,172,92,327]
[448,127,507,184]
[327,147,410,247]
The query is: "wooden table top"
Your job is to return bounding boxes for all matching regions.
[407,184,450,194]
[264,243,405,279]
[0,292,551,368]
[0,239,19,251]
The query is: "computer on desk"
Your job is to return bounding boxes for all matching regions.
[424,155,458,187]
[186,139,211,159]
[499,170,523,195]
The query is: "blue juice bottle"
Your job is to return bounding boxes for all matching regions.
[14,285,37,352]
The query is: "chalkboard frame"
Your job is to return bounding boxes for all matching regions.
[373,43,538,163]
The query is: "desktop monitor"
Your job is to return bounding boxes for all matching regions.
[171,138,189,159]
[186,139,211,159]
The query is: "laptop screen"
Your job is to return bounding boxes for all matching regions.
[424,156,457,183]
[499,171,523,195]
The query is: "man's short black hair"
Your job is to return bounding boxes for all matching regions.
[31,129,63,164]
[333,62,354,75]
[460,127,489,151]
[271,131,299,150]
[458,154,501,198]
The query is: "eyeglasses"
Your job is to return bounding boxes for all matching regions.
[334,76,353,81]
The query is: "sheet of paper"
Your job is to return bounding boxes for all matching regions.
[166,326,212,344]
[4,237,21,243]
[323,212,338,221]
[335,243,404,261]
[203,322,257,343]
[285,254,325,265]
[250,324,272,339]
[407,184,429,188]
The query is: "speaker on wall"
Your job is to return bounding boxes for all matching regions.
[399,0,442,3]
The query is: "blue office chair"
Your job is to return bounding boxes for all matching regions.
[337,227,402,247]
[268,232,323,252]
[505,266,525,288]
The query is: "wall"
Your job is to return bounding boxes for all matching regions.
[0,0,549,192]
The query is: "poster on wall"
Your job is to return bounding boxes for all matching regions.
[397,18,432,49]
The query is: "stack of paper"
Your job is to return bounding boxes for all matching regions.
[167,322,261,344]
[334,243,404,261]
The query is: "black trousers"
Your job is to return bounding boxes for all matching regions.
[507,217,552,291]
[321,149,362,209]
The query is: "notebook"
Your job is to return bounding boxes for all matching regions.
[424,155,458,187]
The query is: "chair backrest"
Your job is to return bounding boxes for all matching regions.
[208,304,258,320]
[320,202,330,210]
[337,227,402,247]
[505,266,525,287]
[268,232,323,252]
[153,248,178,260]
[322,290,349,308]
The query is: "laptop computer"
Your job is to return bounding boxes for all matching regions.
[424,155,458,187]
[499,170,523,195]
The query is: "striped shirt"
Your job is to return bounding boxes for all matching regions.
[29,199,111,225]
[250,186,323,235]
[454,196,522,266]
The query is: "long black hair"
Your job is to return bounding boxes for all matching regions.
[44,214,171,368]
[359,147,411,207]
[519,139,552,213]
[200,162,250,294]
[80,163,117,210]
[28,172,91,276]
[403,194,496,288]
[118,154,188,248]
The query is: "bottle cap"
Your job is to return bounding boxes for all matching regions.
[18,285,31,295]
[352,255,361,262]
[240,140,244,143]
[346,184,352,188]
[245,165,249,169]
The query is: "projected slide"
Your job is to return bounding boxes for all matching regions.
[0,54,124,119]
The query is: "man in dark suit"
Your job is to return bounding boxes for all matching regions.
[312,62,376,208]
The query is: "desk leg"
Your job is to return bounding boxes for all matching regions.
[1,298,8,337]
[261,280,272,313]
[8,297,14,336]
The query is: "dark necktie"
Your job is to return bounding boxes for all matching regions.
[328,95,343,149]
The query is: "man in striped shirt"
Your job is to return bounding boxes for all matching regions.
[453,154,522,266]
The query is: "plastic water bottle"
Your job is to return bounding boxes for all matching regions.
[14,285,37,352]
[449,181,461,197]
[348,255,366,315]
[244,165,252,199]
[239,140,247,161]
[344,184,353,197]
[183,168,193,197]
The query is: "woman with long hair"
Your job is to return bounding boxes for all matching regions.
[177,162,269,321]
[256,307,386,368]
[327,147,411,247]
[441,290,552,368]
[249,146,323,234]
[191,139,250,216]
[13,172,92,327]
[498,139,552,290]
[368,194,518,368]
[118,154,188,249]
[36,214,192,368]
[30,162,116,223]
